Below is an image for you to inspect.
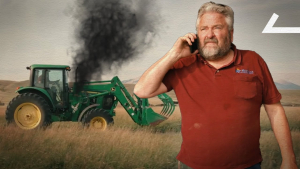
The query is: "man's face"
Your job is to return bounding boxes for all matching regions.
[197,12,233,61]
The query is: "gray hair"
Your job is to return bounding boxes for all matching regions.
[196,1,234,31]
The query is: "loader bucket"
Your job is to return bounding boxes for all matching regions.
[157,93,175,117]
[142,93,175,126]
[143,108,167,126]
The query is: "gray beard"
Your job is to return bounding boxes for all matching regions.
[199,35,231,61]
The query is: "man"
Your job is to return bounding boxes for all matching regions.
[35,73,45,88]
[134,2,298,169]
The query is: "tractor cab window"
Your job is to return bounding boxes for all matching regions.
[46,69,64,107]
[33,68,68,108]
[34,69,45,88]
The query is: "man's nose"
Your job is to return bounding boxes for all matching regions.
[206,29,215,39]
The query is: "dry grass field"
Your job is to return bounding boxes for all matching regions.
[0,80,299,169]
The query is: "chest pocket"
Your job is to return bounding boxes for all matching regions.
[234,75,257,99]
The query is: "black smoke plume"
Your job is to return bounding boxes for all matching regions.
[72,0,160,90]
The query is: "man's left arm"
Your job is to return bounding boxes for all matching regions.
[264,102,298,169]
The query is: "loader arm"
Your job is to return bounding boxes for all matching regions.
[110,76,175,126]
[80,76,175,126]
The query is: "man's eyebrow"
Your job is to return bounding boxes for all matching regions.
[199,24,224,28]
[214,24,224,27]
[199,26,207,29]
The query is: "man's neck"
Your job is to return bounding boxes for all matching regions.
[206,49,234,70]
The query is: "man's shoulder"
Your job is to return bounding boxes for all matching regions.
[237,48,268,69]
[237,48,263,61]
[238,48,259,56]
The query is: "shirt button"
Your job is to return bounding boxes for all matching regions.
[216,70,220,73]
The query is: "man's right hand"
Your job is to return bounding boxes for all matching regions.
[134,33,199,98]
[169,33,199,60]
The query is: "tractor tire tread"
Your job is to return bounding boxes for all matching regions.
[82,108,114,128]
[5,93,52,129]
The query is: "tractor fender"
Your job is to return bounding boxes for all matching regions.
[77,104,100,122]
[17,87,55,110]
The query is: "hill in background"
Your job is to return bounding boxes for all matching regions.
[122,77,140,84]
[275,80,300,90]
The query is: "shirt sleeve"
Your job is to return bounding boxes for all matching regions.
[162,69,175,92]
[258,55,282,104]
[163,55,197,92]
[171,55,197,69]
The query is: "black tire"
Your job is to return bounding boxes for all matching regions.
[82,108,113,130]
[5,93,52,130]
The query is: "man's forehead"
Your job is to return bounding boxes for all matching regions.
[199,12,227,25]
[200,12,226,20]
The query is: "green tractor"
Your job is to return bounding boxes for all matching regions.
[5,64,175,130]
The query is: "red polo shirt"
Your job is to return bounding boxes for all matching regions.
[163,44,281,169]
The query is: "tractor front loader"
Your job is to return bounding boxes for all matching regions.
[5,64,175,130]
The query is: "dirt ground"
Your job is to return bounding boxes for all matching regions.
[0,106,5,115]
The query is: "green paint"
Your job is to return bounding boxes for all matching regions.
[11,64,175,127]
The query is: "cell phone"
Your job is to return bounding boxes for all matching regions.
[190,34,199,53]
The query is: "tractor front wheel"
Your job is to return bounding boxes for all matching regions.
[5,93,52,130]
[82,108,113,130]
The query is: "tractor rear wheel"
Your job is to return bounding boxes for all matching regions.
[82,108,113,130]
[5,93,52,130]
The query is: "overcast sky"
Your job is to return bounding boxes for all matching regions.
[0,0,299,85]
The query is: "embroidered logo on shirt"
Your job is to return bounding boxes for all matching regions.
[236,68,254,74]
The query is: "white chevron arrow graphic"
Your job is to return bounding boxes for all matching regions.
[262,13,300,33]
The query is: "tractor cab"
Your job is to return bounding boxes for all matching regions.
[28,64,71,109]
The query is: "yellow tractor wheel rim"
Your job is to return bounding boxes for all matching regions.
[14,103,41,129]
[90,117,107,130]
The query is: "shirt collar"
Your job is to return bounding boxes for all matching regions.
[232,43,242,65]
